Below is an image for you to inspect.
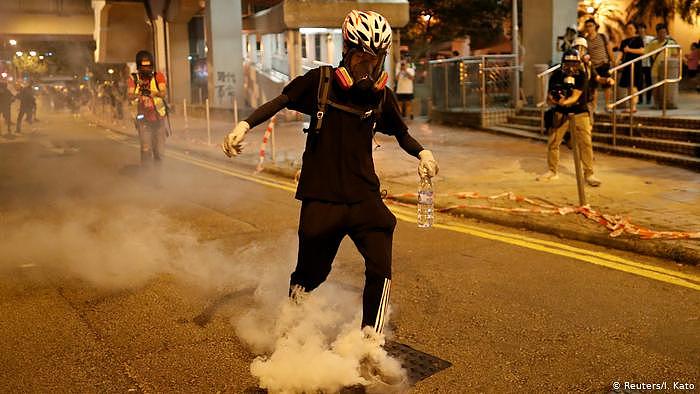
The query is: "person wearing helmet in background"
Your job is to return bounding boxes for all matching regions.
[537,49,602,187]
[127,50,168,166]
[557,24,579,53]
[222,10,439,338]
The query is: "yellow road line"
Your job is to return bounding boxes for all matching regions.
[435,213,700,283]
[165,149,297,193]
[391,207,700,291]
[107,131,699,291]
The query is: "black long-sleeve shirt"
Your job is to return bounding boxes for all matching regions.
[247,67,423,203]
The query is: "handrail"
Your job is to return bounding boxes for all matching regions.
[537,64,560,78]
[606,43,682,146]
[609,43,680,73]
[428,54,516,65]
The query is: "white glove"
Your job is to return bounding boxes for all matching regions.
[418,150,439,178]
[222,121,250,157]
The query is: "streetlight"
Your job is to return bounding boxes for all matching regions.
[29,50,37,57]
[8,39,17,46]
[15,51,23,57]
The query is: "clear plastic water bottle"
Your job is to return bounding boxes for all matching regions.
[417,176,434,228]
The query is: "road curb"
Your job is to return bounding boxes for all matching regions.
[91,116,699,266]
[389,194,700,266]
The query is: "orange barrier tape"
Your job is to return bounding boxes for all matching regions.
[384,191,700,240]
[256,117,276,173]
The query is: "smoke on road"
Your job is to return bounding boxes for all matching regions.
[235,275,407,393]
[0,140,407,392]
[0,203,257,290]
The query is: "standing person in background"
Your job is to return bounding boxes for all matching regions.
[395,60,415,120]
[637,23,655,105]
[128,50,168,166]
[557,24,579,54]
[644,23,678,109]
[584,18,615,111]
[618,22,645,113]
[15,84,35,134]
[537,49,603,187]
[684,42,698,79]
[0,81,14,136]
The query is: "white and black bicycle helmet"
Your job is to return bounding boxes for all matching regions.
[342,10,392,56]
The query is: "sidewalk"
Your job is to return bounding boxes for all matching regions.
[91,110,700,265]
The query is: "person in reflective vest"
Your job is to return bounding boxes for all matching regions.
[128,50,168,165]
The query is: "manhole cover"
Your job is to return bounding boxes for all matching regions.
[384,340,452,384]
[248,341,451,393]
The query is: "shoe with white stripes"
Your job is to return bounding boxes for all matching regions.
[288,283,307,305]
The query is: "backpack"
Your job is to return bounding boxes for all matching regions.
[308,65,385,134]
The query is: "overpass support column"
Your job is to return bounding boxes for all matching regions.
[522,0,578,104]
[286,29,302,79]
[153,16,167,74]
[167,22,191,104]
[205,0,244,109]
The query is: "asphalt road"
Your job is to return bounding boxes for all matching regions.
[0,113,698,393]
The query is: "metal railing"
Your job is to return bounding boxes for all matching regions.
[536,44,682,145]
[428,54,521,113]
[607,44,682,145]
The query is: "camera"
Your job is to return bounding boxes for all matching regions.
[549,82,573,102]
[139,85,151,96]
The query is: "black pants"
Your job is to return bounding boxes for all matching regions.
[16,107,31,133]
[0,107,10,132]
[291,197,396,333]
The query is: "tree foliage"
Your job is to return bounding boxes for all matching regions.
[627,0,700,23]
[402,0,512,56]
[12,54,48,77]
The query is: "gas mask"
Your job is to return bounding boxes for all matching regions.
[138,63,154,79]
[562,61,582,80]
[335,49,388,92]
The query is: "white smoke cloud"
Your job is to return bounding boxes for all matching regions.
[0,200,408,393]
[0,203,259,291]
[235,277,408,393]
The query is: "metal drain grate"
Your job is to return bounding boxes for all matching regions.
[384,340,452,384]
[248,341,451,393]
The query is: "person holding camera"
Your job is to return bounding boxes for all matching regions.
[127,50,168,166]
[537,49,602,187]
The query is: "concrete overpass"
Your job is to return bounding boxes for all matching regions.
[0,0,94,41]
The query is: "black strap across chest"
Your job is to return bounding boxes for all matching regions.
[312,66,385,134]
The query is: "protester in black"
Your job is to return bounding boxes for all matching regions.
[618,22,645,112]
[222,10,438,335]
[15,85,34,133]
[0,82,14,135]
